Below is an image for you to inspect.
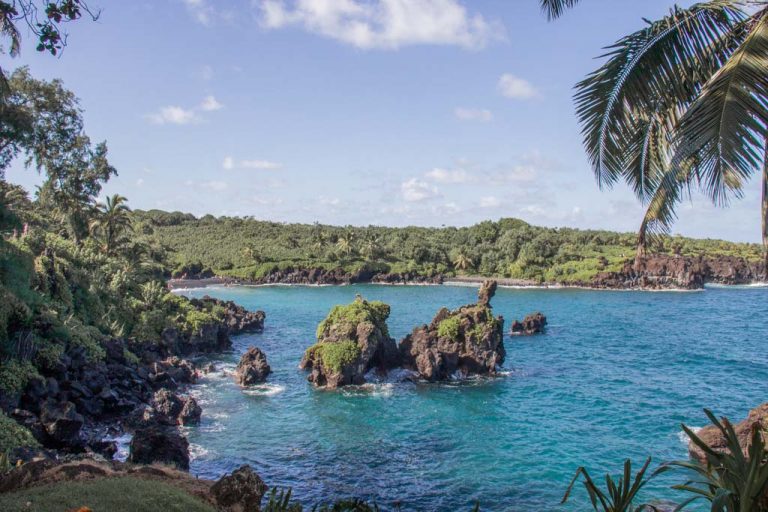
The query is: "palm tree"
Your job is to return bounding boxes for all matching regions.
[336,230,356,259]
[452,250,473,272]
[543,0,768,276]
[361,233,382,261]
[89,194,131,255]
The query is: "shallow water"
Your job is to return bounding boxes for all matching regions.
[176,284,768,511]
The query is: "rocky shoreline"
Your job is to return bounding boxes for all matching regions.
[0,295,266,470]
[168,254,765,292]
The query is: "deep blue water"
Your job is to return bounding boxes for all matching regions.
[175,283,768,511]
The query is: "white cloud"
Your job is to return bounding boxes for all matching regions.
[147,96,224,125]
[223,156,283,170]
[256,0,503,50]
[200,95,223,111]
[146,106,198,125]
[136,178,145,187]
[454,107,492,122]
[425,167,472,184]
[479,195,500,208]
[183,0,214,24]
[498,73,539,99]
[401,178,439,202]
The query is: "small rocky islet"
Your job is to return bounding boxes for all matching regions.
[300,279,517,388]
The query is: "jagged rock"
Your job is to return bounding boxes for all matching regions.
[688,403,768,464]
[510,312,547,335]
[300,295,400,389]
[129,426,190,470]
[210,464,268,512]
[400,280,505,381]
[39,400,84,446]
[179,396,202,425]
[143,389,200,426]
[234,347,271,386]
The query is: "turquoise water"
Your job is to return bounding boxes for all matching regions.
[176,284,768,511]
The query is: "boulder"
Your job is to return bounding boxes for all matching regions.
[510,312,547,335]
[210,464,268,512]
[234,347,271,386]
[688,403,768,464]
[129,426,190,470]
[399,280,505,381]
[39,400,84,446]
[144,389,200,426]
[179,396,202,426]
[300,295,400,389]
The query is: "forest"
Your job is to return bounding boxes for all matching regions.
[134,209,763,284]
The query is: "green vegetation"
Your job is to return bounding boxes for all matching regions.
[0,477,216,512]
[0,410,39,453]
[437,316,461,339]
[544,0,768,272]
[316,297,391,339]
[132,211,762,285]
[308,340,361,373]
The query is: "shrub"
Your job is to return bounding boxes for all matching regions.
[0,359,39,394]
[312,340,361,373]
[0,411,40,453]
[437,316,461,340]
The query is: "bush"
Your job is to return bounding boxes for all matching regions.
[0,411,40,453]
[312,340,361,373]
[437,316,461,339]
[0,359,39,394]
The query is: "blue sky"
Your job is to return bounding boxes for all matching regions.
[4,0,762,242]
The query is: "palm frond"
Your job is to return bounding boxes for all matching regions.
[540,0,581,20]
[575,0,745,190]
[673,9,768,206]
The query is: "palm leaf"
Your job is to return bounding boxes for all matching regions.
[540,0,581,20]
[673,8,768,206]
[575,1,745,191]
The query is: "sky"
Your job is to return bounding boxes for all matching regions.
[3,0,762,243]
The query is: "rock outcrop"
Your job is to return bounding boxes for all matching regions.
[510,312,547,335]
[210,464,269,512]
[399,280,505,381]
[142,389,201,426]
[688,403,768,464]
[234,347,271,386]
[591,255,762,290]
[300,295,400,388]
[129,425,190,470]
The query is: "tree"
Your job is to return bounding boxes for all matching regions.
[89,194,131,255]
[360,233,382,261]
[336,230,356,259]
[544,0,768,276]
[452,250,473,272]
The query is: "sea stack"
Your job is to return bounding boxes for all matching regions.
[399,279,505,381]
[300,295,400,389]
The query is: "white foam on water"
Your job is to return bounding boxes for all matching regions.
[241,383,286,397]
[678,426,702,445]
[340,382,395,398]
[189,443,210,460]
[104,432,132,462]
[706,282,768,289]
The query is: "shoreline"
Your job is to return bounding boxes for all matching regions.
[167,275,765,292]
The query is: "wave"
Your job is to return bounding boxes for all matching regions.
[705,282,768,289]
[340,382,395,398]
[103,432,132,462]
[241,383,286,397]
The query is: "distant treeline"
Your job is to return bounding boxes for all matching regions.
[131,210,762,284]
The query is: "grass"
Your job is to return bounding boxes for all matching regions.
[0,477,215,512]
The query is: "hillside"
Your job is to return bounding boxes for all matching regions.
[132,210,763,285]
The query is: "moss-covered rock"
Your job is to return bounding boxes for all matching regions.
[300,295,399,389]
[400,280,505,381]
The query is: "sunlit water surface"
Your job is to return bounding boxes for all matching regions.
[174,284,768,511]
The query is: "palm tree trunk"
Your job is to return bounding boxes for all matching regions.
[762,143,768,279]
[635,219,648,268]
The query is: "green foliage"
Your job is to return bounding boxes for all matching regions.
[437,315,461,339]
[0,411,39,453]
[656,409,768,512]
[308,340,361,374]
[316,297,391,340]
[561,457,657,512]
[132,211,762,285]
[0,359,38,394]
